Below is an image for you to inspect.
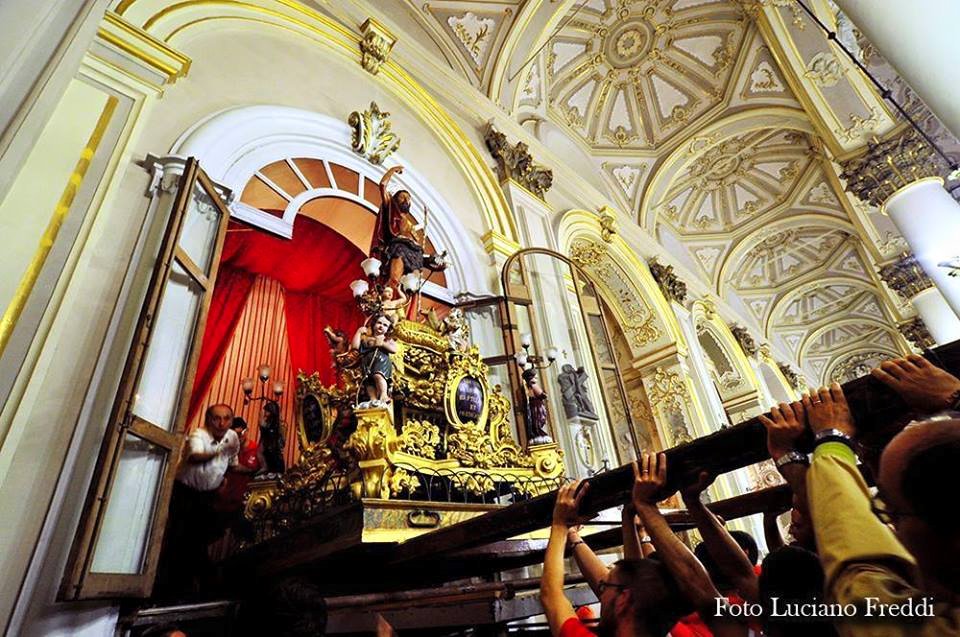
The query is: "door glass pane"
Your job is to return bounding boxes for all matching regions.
[464,302,504,357]
[178,183,222,274]
[90,434,167,573]
[131,263,203,430]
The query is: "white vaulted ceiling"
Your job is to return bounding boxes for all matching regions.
[355,0,910,382]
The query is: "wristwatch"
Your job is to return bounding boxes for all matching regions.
[774,450,809,470]
[814,428,855,450]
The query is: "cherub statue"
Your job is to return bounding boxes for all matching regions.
[380,285,407,326]
[324,325,359,373]
[351,313,398,406]
[442,308,470,351]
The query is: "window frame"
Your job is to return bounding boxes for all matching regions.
[60,158,230,599]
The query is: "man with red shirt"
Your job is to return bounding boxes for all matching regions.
[540,480,689,637]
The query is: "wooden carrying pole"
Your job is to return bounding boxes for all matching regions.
[388,341,960,566]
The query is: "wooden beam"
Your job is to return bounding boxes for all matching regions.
[388,341,960,566]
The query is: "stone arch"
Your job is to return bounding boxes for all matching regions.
[764,275,883,337]
[556,209,716,450]
[715,213,858,296]
[172,105,484,297]
[689,299,763,407]
[639,107,815,232]
[799,317,906,384]
[120,0,519,245]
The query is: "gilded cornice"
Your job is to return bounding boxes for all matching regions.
[878,253,933,300]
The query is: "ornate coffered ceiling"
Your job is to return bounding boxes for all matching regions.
[537,0,748,152]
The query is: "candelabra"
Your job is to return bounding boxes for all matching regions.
[349,257,424,315]
[513,333,559,371]
[240,364,284,405]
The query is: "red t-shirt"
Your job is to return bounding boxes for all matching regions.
[559,617,597,637]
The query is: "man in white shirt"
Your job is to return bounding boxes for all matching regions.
[177,403,240,490]
[157,403,240,597]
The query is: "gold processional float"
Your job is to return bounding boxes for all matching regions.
[241,166,564,544]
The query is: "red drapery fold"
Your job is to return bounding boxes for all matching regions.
[284,294,360,385]
[188,266,255,421]
[188,215,365,421]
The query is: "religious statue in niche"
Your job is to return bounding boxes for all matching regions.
[260,400,286,474]
[351,313,398,406]
[373,165,448,287]
[557,364,599,420]
[522,367,552,445]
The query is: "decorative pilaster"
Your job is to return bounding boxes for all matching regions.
[729,324,758,358]
[359,18,396,75]
[878,253,934,300]
[647,257,688,304]
[839,128,945,209]
[643,366,694,445]
[483,124,553,199]
[899,317,935,350]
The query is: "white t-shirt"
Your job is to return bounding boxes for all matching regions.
[176,427,239,492]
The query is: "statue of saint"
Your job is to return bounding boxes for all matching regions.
[351,313,398,406]
[557,364,599,420]
[373,165,448,287]
[522,367,551,444]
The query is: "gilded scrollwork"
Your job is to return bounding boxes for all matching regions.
[349,101,400,165]
[570,238,661,348]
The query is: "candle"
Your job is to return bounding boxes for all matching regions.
[241,377,255,394]
[273,381,284,396]
[258,364,271,381]
[520,333,532,348]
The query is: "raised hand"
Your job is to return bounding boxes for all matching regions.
[801,383,855,437]
[552,480,592,528]
[632,452,668,506]
[680,469,716,503]
[871,354,960,413]
[759,401,806,460]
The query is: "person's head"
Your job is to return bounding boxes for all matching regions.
[879,418,960,592]
[788,497,815,550]
[394,189,411,213]
[231,416,249,441]
[371,313,392,336]
[729,530,759,566]
[595,559,689,637]
[759,546,835,637]
[521,367,537,388]
[204,403,234,440]
[694,531,758,591]
[262,400,280,427]
[382,286,395,300]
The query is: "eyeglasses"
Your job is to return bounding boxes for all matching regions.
[870,493,915,525]
[597,579,630,595]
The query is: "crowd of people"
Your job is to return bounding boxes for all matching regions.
[540,354,960,637]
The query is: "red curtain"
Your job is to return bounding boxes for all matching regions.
[188,216,365,420]
[188,266,255,421]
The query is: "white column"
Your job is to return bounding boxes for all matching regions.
[880,253,960,346]
[834,0,960,139]
[913,288,960,344]
[883,178,960,317]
